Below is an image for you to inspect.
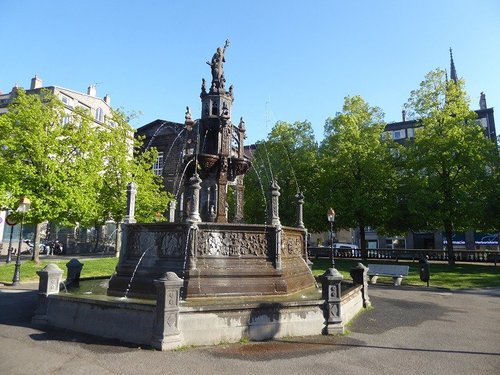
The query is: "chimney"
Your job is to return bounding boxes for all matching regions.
[87,84,96,97]
[30,75,43,90]
[479,92,487,110]
[104,94,111,106]
[402,109,406,122]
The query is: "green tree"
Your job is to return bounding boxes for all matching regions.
[0,90,171,261]
[320,96,396,260]
[244,121,322,230]
[404,69,498,264]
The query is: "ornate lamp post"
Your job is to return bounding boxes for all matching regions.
[327,208,336,268]
[12,197,31,286]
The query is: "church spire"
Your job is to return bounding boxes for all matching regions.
[449,48,458,84]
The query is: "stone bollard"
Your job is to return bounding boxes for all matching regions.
[350,263,371,308]
[65,258,84,288]
[151,272,184,350]
[321,267,344,335]
[32,264,64,326]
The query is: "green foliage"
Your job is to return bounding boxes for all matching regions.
[403,69,499,261]
[0,257,119,284]
[244,120,322,230]
[320,96,396,253]
[311,258,500,289]
[0,90,172,231]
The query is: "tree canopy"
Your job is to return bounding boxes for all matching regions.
[319,95,396,258]
[0,89,171,260]
[403,69,499,263]
[243,120,322,230]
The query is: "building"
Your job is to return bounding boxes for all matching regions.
[0,76,114,254]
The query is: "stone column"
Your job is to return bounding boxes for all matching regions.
[124,182,137,224]
[295,191,305,229]
[32,264,64,326]
[267,180,281,226]
[151,272,184,351]
[321,267,344,335]
[350,263,371,308]
[234,176,245,223]
[168,200,176,222]
[187,173,202,224]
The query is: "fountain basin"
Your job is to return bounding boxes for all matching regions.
[107,222,316,300]
[34,280,364,348]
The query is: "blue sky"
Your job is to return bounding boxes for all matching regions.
[1,0,499,144]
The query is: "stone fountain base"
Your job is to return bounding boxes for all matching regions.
[107,223,316,300]
[33,282,365,349]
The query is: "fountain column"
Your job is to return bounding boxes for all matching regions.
[234,176,245,223]
[321,267,344,335]
[168,200,176,222]
[32,264,64,326]
[187,172,202,224]
[295,191,305,229]
[151,272,183,350]
[268,180,281,226]
[124,182,137,224]
[268,180,282,270]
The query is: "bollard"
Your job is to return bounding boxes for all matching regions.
[151,272,184,350]
[350,263,371,308]
[65,258,84,287]
[321,267,344,335]
[32,264,64,326]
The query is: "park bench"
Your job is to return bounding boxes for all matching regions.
[367,264,409,286]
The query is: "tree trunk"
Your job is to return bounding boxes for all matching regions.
[31,222,43,264]
[93,225,101,253]
[444,220,455,265]
[359,224,367,261]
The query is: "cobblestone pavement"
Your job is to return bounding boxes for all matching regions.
[0,283,499,375]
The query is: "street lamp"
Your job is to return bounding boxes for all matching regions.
[12,197,31,286]
[327,208,336,268]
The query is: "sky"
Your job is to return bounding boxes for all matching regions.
[1,0,499,144]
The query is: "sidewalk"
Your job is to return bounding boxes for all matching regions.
[0,284,498,374]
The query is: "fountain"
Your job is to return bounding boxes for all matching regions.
[107,40,315,300]
[32,42,369,350]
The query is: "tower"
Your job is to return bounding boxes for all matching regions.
[449,48,458,84]
[183,41,250,223]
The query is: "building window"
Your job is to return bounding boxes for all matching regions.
[95,107,103,122]
[407,128,414,138]
[393,130,403,140]
[62,115,70,125]
[153,151,164,175]
[61,94,72,107]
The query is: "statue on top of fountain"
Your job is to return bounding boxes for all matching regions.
[206,39,229,92]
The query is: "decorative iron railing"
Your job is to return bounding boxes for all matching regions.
[308,247,499,265]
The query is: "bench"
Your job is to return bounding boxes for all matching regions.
[367,264,409,286]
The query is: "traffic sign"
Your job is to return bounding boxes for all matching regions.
[5,215,17,226]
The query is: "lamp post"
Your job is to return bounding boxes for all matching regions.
[12,197,31,286]
[327,208,336,268]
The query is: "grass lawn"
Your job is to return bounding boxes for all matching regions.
[1,256,499,290]
[311,258,500,289]
[0,257,119,284]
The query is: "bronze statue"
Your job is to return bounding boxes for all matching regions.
[206,40,229,89]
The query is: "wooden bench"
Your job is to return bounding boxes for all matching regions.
[367,264,409,286]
